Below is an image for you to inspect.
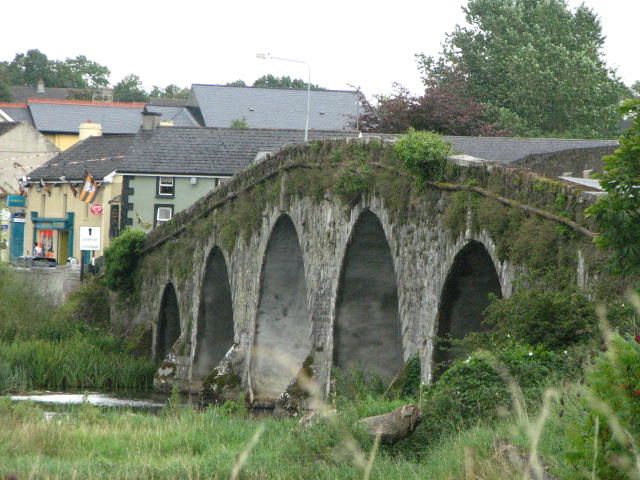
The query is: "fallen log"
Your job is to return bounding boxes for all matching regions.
[359,404,422,445]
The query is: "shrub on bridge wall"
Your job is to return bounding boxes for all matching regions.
[393,130,453,185]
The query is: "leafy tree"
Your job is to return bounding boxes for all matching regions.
[253,74,322,90]
[360,81,511,135]
[113,74,148,102]
[0,65,11,101]
[149,84,190,99]
[587,99,640,273]
[631,81,640,98]
[62,55,110,88]
[226,79,247,87]
[2,50,110,89]
[418,0,628,138]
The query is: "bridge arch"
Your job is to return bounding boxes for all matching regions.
[250,214,311,401]
[156,282,181,361]
[333,209,404,380]
[433,240,502,371]
[193,246,235,381]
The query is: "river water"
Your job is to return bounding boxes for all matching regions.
[8,391,195,412]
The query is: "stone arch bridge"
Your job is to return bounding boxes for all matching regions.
[116,138,600,407]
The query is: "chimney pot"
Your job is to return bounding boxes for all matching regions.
[79,122,103,140]
[141,106,162,131]
[36,79,45,93]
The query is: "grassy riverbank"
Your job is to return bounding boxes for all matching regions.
[0,391,569,479]
[0,266,156,393]
[0,377,630,480]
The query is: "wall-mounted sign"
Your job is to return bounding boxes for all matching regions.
[6,195,25,207]
[90,203,104,215]
[79,226,101,251]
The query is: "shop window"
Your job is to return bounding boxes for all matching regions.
[154,205,174,227]
[157,177,175,197]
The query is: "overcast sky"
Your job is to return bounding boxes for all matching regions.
[3,0,638,99]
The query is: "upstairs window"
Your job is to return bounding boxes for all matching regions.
[158,177,175,197]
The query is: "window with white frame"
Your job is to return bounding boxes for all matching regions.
[155,205,173,226]
[157,176,174,196]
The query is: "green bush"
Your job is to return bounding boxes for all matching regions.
[564,333,640,479]
[481,286,597,350]
[393,129,452,185]
[587,99,640,274]
[103,228,146,294]
[417,343,578,444]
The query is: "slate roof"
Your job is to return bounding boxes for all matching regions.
[146,106,200,127]
[191,84,360,131]
[149,97,189,107]
[29,100,145,134]
[120,127,357,176]
[0,122,19,136]
[0,104,33,125]
[441,136,619,164]
[10,86,72,103]
[28,135,136,182]
[26,100,201,134]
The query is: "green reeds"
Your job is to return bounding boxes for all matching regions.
[0,335,156,392]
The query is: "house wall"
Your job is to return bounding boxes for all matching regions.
[125,175,222,232]
[0,124,58,195]
[44,133,79,151]
[23,176,123,261]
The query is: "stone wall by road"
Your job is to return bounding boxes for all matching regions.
[12,264,81,306]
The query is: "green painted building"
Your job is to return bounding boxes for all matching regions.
[118,119,356,232]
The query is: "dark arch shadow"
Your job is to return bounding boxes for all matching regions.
[251,215,311,401]
[193,246,235,381]
[433,241,502,372]
[156,283,181,362]
[333,210,404,380]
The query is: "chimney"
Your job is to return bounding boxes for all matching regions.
[36,79,45,93]
[142,106,162,131]
[79,121,103,141]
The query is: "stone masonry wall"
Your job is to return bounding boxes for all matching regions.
[119,139,598,401]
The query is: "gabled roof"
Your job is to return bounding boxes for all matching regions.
[28,99,145,134]
[0,103,34,125]
[10,85,72,103]
[25,99,201,134]
[0,122,20,136]
[120,126,357,176]
[146,106,200,127]
[441,136,619,164]
[191,84,360,131]
[28,134,136,182]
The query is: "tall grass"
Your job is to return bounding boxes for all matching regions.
[0,265,156,392]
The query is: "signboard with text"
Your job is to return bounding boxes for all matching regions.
[79,226,101,251]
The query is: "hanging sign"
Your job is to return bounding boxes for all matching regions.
[90,203,104,215]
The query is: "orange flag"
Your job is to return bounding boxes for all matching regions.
[79,173,98,204]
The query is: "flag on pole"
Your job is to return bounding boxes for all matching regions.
[79,173,98,204]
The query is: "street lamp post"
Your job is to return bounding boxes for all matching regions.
[256,53,311,142]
